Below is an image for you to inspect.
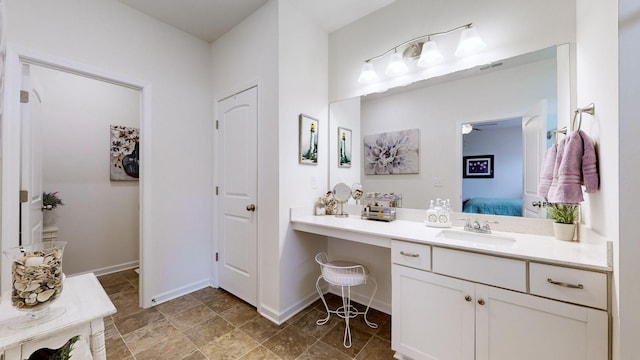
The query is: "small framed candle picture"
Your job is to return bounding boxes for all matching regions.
[338,127,352,168]
[299,114,319,165]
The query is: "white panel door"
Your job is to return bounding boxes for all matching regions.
[392,265,475,360]
[216,86,258,306]
[522,99,547,218]
[475,284,608,360]
[20,63,43,246]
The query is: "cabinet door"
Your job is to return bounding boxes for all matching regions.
[392,265,475,360]
[475,285,608,360]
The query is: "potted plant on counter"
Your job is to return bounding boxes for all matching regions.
[42,191,64,226]
[547,203,578,241]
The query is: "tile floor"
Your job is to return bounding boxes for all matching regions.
[99,270,395,360]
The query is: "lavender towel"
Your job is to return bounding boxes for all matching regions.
[547,130,599,203]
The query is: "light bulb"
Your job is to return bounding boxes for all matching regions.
[358,62,379,84]
[455,26,486,57]
[385,52,408,77]
[417,40,444,67]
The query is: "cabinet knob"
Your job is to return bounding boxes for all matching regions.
[477,298,485,306]
[246,204,256,212]
[464,295,472,302]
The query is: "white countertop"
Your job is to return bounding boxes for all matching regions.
[291,210,611,272]
[0,273,117,351]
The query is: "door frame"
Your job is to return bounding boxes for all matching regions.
[212,80,262,306]
[1,48,152,308]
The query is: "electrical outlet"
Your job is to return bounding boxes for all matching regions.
[432,177,443,187]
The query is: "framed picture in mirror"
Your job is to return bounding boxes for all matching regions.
[299,114,319,165]
[338,127,352,168]
[463,155,494,178]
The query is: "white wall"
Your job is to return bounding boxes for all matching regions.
[210,0,280,319]
[210,0,330,323]
[463,124,523,200]
[329,0,575,101]
[5,0,213,306]
[618,1,640,358]
[360,58,555,210]
[574,0,620,357]
[0,0,5,278]
[33,66,139,275]
[278,0,329,319]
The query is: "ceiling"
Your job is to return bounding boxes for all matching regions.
[117,0,395,43]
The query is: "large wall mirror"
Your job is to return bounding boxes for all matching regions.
[329,45,572,218]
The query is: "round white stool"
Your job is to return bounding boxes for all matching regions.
[315,252,378,348]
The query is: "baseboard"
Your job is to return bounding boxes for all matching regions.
[259,289,322,325]
[328,286,391,315]
[149,279,211,306]
[71,260,139,277]
[257,284,391,325]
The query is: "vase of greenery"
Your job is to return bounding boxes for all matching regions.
[42,192,64,226]
[547,203,578,241]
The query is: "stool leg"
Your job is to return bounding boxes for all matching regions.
[342,285,352,348]
[315,276,331,326]
[363,277,378,329]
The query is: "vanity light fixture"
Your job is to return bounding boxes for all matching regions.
[385,51,409,77]
[358,23,486,84]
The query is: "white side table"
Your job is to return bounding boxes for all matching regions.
[0,273,116,360]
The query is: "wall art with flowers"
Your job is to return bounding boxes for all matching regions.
[363,128,419,175]
[110,125,140,181]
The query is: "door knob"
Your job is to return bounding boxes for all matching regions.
[246,204,256,212]
[531,201,548,207]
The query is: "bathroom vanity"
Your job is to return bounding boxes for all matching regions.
[291,208,611,360]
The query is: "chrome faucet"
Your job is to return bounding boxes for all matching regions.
[459,218,498,234]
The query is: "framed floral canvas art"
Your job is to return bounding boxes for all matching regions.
[363,129,419,175]
[110,125,140,180]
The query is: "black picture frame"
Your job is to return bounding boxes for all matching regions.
[463,155,494,178]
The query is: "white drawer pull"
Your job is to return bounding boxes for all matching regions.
[400,251,420,258]
[547,278,584,289]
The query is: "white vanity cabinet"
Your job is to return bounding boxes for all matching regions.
[392,241,609,360]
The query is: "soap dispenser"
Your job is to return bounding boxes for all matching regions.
[426,200,437,224]
[438,198,452,226]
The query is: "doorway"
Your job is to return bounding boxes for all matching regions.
[1,51,150,306]
[27,64,141,275]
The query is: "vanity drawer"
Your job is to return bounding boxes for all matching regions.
[432,247,526,292]
[529,263,607,310]
[391,240,431,271]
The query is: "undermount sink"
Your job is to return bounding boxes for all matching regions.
[436,229,516,247]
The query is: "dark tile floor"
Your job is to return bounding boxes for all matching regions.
[99,270,395,360]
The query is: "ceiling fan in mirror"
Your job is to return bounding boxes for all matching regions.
[461,123,497,134]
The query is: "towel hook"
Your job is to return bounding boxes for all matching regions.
[572,103,595,131]
[547,126,567,143]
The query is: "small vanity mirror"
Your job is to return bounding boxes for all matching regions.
[351,183,363,203]
[333,183,352,217]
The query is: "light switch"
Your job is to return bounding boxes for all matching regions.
[311,176,318,189]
